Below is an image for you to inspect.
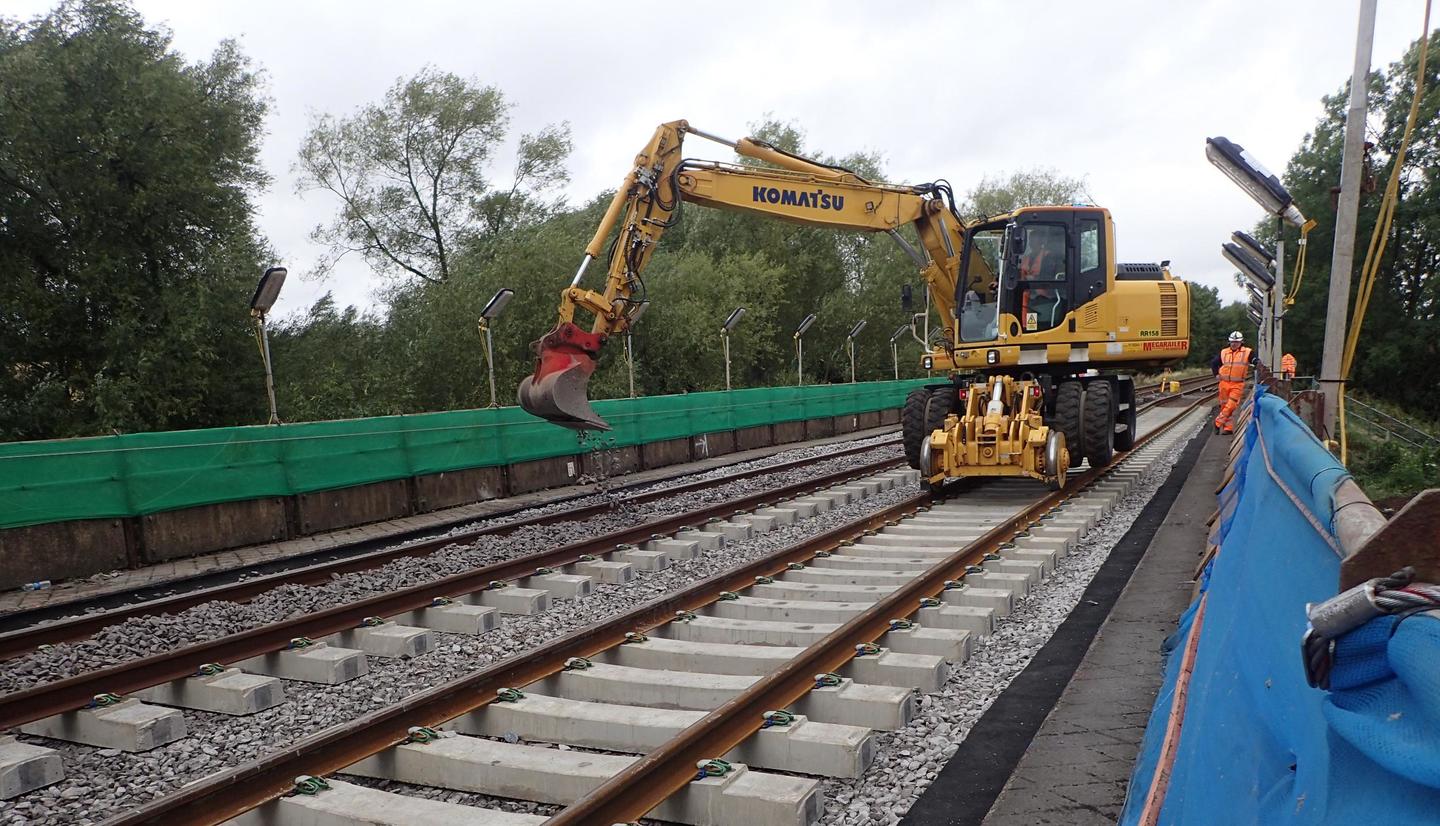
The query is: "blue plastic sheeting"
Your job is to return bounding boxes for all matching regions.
[1121,387,1440,824]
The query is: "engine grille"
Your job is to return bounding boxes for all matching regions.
[1159,283,1178,337]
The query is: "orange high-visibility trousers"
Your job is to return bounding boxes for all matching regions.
[1214,381,1244,433]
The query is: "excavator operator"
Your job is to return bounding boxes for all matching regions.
[1019,226,1067,332]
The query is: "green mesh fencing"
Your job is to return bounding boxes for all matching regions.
[0,380,931,530]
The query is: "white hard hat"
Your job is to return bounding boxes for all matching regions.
[1228,331,1244,343]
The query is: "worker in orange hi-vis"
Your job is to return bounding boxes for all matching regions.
[1210,331,1257,434]
[1281,352,1297,381]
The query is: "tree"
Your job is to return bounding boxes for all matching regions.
[1274,29,1440,417]
[297,68,572,284]
[268,294,391,420]
[961,168,1091,220]
[0,0,271,439]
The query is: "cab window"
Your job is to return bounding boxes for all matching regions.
[1080,221,1099,272]
[959,226,1002,343]
[1075,217,1107,304]
[1014,223,1068,333]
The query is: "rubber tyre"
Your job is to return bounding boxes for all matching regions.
[901,388,930,469]
[1083,380,1116,468]
[903,387,954,470]
[1052,381,1084,469]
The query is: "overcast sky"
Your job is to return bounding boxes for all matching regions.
[9,0,1438,319]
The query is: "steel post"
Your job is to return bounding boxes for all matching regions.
[259,318,279,425]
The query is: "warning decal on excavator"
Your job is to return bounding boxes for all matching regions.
[1025,312,1038,331]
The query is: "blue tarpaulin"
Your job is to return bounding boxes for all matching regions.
[1121,386,1440,824]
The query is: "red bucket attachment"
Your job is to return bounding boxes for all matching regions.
[517,322,610,431]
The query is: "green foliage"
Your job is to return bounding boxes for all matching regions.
[267,294,388,421]
[961,168,1091,220]
[296,67,572,283]
[1346,430,1440,502]
[0,0,270,439]
[1273,29,1440,418]
[1179,283,1250,370]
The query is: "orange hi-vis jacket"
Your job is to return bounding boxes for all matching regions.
[1281,353,1297,374]
[1218,346,1254,383]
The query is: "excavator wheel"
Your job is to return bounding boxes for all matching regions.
[901,389,931,469]
[902,387,955,471]
[1052,381,1085,469]
[1083,380,1116,468]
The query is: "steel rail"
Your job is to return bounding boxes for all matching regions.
[99,396,1207,826]
[100,491,929,825]
[0,455,903,730]
[0,436,899,658]
[547,394,1210,825]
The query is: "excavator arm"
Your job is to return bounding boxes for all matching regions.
[518,119,967,430]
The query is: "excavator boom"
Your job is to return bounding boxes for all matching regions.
[517,120,964,430]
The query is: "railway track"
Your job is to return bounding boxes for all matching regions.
[0,393,1209,826]
[0,382,1218,824]
[0,375,1209,655]
[0,434,904,652]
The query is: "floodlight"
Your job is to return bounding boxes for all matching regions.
[1206,137,1307,227]
[1231,231,1275,265]
[478,288,515,408]
[890,324,909,343]
[845,320,867,383]
[481,288,515,321]
[250,267,287,315]
[1221,243,1276,290]
[794,313,817,337]
[722,307,747,333]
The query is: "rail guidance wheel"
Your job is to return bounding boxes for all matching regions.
[1045,429,1068,491]
[903,387,956,470]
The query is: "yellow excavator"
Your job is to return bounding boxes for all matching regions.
[518,120,1190,490]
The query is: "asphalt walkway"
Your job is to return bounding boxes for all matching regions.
[980,430,1225,824]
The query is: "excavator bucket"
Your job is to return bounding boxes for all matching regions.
[516,322,610,431]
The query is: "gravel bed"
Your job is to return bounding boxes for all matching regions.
[1,477,921,825]
[0,442,900,694]
[424,430,902,534]
[816,414,1205,825]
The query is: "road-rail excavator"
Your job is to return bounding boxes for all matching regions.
[518,120,1190,490]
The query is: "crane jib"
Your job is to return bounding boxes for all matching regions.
[751,186,845,211]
